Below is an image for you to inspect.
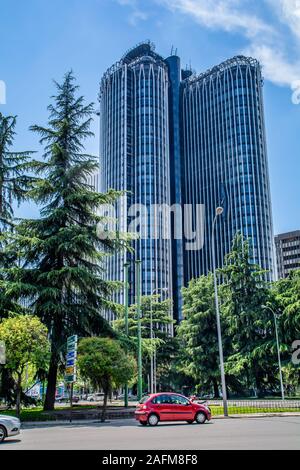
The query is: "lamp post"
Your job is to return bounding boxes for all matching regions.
[211,206,228,417]
[123,262,130,408]
[150,287,168,393]
[135,260,143,401]
[263,305,285,400]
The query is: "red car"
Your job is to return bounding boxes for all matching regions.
[135,393,212,426]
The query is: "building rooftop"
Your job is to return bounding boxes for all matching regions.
[275,230,300,240]
[186,55,261,86]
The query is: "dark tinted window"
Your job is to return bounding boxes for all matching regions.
[139,395,150,404]
[171,395,190,405]
[152,394,173,404]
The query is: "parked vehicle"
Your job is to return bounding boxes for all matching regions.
[0,415,21,443]
[118,393,137,401]
[87,393,104,402]
[135,393,212,426]
[55,395,67,403]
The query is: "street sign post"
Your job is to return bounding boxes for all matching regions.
[64,335,78,422]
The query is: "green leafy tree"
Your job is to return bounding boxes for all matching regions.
[221,233,278,396]
[2,72,126,411]
[0,315,50,417]
[177,275,221,397]
[273,270,300,345]
[273,270,300,394]
[78,337,136,421]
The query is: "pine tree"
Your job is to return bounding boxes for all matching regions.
[0,112,34,403]
[3,72,126,410]
[221,233,277,396]
[177,275,222,397]
[0,112,34,230]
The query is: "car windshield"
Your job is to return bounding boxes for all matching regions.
[139,395,150,404]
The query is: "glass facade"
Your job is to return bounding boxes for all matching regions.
[99,42,173,321]
[182,56,275,281]
[99,45,275,323]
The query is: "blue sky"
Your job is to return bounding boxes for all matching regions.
[1,0,299,234]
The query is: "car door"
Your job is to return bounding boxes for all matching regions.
[170,395,194,421]
[152,394,174,421]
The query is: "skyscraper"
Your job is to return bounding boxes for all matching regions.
[182,56,275,282]
[99,42,173,319]
[99,42,275,322]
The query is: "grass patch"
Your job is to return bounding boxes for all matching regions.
[0,407,56,422]
[210,405,300,416]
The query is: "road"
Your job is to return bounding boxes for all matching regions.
[1,416,300,450]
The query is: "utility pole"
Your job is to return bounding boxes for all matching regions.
[124,262,130,408]
[212,207,228,417]
[135,260,143,401]
[263,305,285,400]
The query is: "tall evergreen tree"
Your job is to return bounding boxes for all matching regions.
[177,275,222,397]
[0,112,33,230]
[3,72,126,410]
[221,233,278,395]
[0,113,33,403]
[273,270,300,394]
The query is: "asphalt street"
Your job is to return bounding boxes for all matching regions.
[1,416,300,450]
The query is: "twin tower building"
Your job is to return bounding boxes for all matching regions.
[98,41,275,323]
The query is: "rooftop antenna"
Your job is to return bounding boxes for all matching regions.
[175,48,178,56]
[171,45,174,56]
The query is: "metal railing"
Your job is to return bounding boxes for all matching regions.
[206,399,300,416]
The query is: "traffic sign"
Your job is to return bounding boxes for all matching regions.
[65,335,78,384]
[67,335,78,344]
[65,374,76,383]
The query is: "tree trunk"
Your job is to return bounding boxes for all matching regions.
[101,390,109,422]
[16,374,22,419]
[43,352,58,411]
[213,379,220,399]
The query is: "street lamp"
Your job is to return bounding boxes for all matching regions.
[263,305,285,401]
[150,287,169,393]
[123,262,130,408]
[211,206,228,417]
[135,260,143,401]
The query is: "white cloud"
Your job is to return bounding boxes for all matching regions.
[268,0,300,39]
[159,0,274,38]
[158,0,300,89]
[244,43,300,87]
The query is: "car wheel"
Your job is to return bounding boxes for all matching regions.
[187,420,194,424]
[140,421,148,426]
[195,412,207,424]
[148,414,159,426]
[0,425,7,443]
